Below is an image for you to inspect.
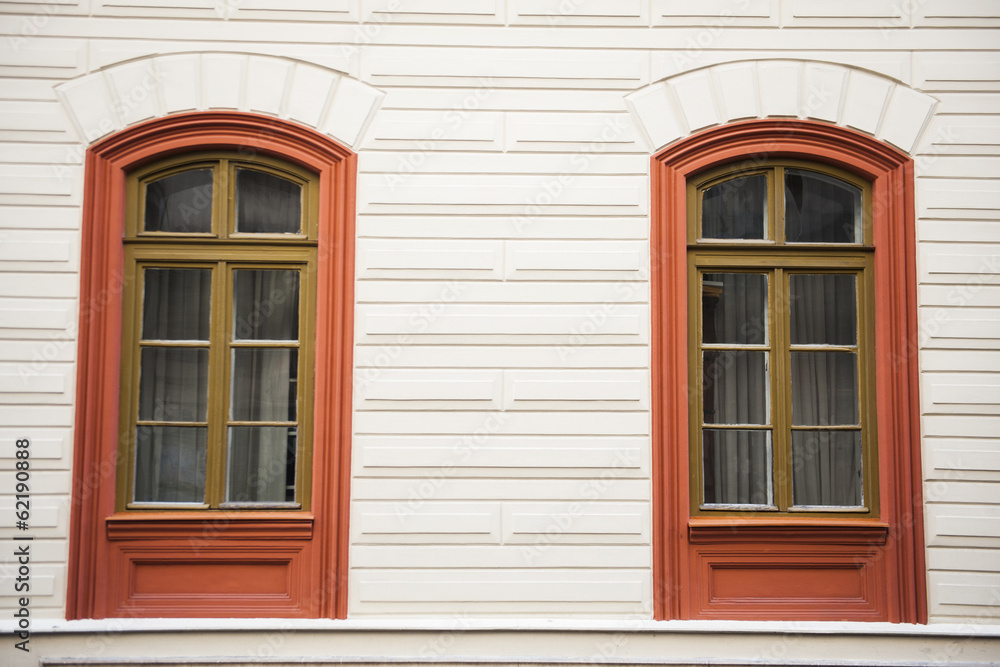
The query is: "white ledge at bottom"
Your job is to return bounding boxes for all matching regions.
[8,617,1000,637]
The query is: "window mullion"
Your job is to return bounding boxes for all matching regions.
[773,166,784,245]
[772,267,792,512]
[205,260,230,508]
[217,159,229,239]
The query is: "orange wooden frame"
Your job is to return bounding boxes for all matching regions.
[651,120,926,622]
[67,112,355,619]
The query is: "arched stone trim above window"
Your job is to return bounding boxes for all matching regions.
[626,60,938,155]
[55,53,385,149]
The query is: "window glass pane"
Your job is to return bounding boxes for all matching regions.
[139,348,209,422]
[144,169,213,233]
[792,430,862,507]
[236,169,302,234]
[703,429,772,506]
[702,174,767,240]
[231,349,297,421]
[134,426,207,503]
[785,169,862,243]
[233,270,300,341]
[142,268,211,341]
[703,273,768,345]
[227,426,296,503]
[790,274,857,346]
[703,350,769,425]
[791,351,859,425]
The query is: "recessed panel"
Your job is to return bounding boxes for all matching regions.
[131,560,289,596]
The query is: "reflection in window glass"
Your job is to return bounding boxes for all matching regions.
[703,273,768,345]
[792,431,862,507]
[785,169,861,244]
[138,348,209,422]
[142,268,211,341]
[144,169,213,233]
[134,426,207,503]
[703,429,772,506]
[703,350,770,425]
[236,169,302,234]
[702,174,767,240]
[790,274,857,346]
[230,349,298,422]
[791,351,859,426]
[233,270,300,341]
[227,427,296,503]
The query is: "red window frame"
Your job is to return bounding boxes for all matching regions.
[68,112,356,619]
[651,120,927,622]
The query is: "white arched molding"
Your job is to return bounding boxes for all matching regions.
[626,60,938,155]
[55,53,385,149]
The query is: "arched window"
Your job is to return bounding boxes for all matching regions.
[688,160,876,516]
[120,153,318,510]
[652,120,926,622]
[69,113,355,619]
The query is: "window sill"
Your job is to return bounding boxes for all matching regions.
[105,512,314,540]
[688,517,889,544]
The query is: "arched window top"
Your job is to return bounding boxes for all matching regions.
[129,152,317,239]
[689,160,869,246]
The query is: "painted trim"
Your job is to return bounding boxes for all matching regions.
[651,119,926,623]
[68,111,355,619]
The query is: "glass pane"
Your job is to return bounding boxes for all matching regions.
[703,273,768,345]
[227,426,296,503]
[702,174,767,240]
[792,430,862,507]
[144,168,213,233]
[231,349,297,422]
[703,350,769,425]
[134,426,207,503]
[785,169,862,244]
[139,348,209,422]
[236,169,302,234]
[233,270,300,341]
[791,351,859,425]
[703,429,772,506]
[790,274,857,346]
[142,268,211,341]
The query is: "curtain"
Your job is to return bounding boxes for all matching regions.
[235,169,302,234]
[135,268,211,502]
[702,271,770,505]
[789,273,862,506]
[228,269,300,503]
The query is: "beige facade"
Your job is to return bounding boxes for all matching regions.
[1,1,999,664]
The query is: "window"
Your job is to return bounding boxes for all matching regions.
[118,154,317,510]
[651,120,926,622]
[688,162,877,516]
[68,112,355,619]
